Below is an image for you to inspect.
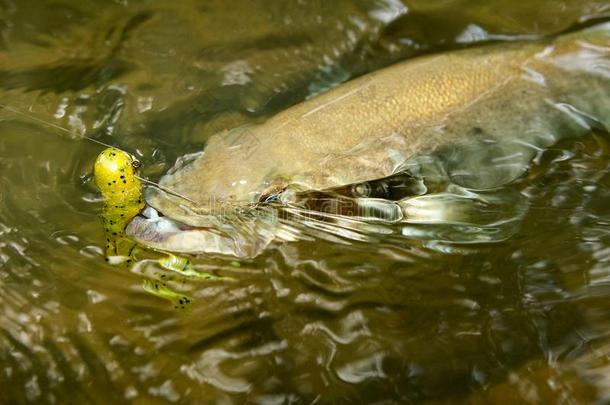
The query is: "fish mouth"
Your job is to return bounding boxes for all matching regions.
[125,206,250,257]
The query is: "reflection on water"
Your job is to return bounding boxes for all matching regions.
[1,0,610,403]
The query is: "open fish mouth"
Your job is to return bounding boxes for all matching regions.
[125,206,250,257]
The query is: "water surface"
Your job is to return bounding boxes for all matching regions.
[1,0,610,403]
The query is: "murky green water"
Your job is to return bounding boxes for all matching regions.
[2,0,610,403]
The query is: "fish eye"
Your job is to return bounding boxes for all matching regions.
[132,159,141,169]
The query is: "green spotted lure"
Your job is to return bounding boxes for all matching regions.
[93,147,145,259]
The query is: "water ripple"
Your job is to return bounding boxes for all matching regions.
[1,1,610,403]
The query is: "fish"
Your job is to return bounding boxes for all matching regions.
[124,23,610,257]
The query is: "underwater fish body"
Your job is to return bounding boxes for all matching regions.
[127,23,610,256]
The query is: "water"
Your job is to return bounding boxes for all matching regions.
[1,0,610,403]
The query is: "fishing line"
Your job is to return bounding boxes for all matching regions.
[0,102,116,149]
[136,176,198,205]
[0,102,198,206]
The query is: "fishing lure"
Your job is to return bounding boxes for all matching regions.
[93,147,145,260]
[0,103,231,308]
[93,146,233,309]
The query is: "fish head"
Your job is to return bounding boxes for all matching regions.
[125,181,283,258]
[125,128,291,257]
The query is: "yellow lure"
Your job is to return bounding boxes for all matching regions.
[93,147,231,309]
[93,147,145,257]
